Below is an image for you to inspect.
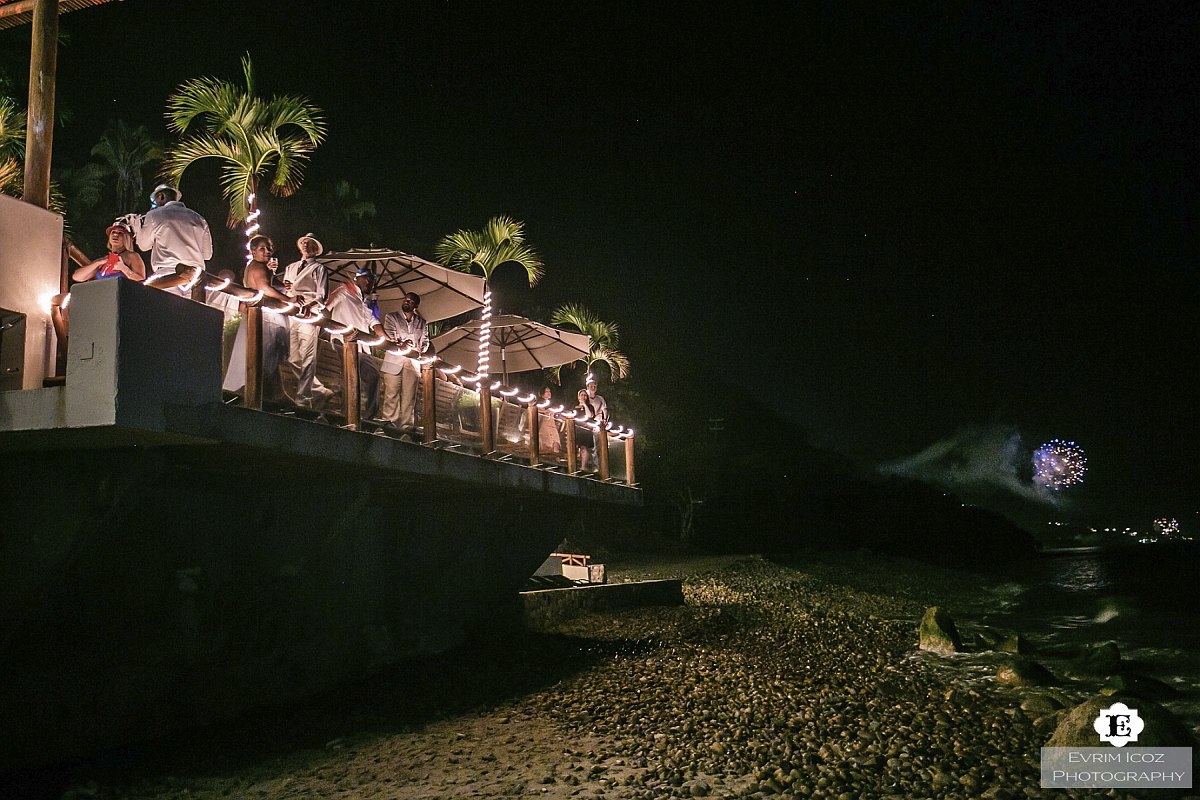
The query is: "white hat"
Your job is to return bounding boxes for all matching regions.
[297,232,324,256]
[150,184,180,204]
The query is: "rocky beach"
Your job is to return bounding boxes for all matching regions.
[32,552,1199,799]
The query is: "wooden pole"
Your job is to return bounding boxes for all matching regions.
[478,384,494,455]
[565,419,577,474]
[421,362,436,444]
[527,403,540,467]
[625,435,636,486]
[190,271,207,303]
[22,0,57,209]
[597,426,610,481]
[243,305,263,411]
[342,337,360,430]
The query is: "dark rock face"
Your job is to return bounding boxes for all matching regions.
[918,606,962,655]
[1047,694,1197,748]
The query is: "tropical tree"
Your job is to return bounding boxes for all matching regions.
[549,302,630,383]
[435,216,544,377]
[162,53,326,256]
[289,178,378,250]
[0,95,25,197]
[90,119,163,212]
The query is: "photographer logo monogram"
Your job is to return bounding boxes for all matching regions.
[1093,702,1144,747]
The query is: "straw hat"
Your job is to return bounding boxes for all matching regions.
[297,232,324,256]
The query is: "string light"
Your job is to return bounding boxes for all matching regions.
[170,275,639,460]
[477,287,493,377]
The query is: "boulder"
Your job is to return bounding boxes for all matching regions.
[1065,641,1121,678]
[1103,671,1180,701]
[976,626,1029,654]
[1047,693,1196,748]
[918,607,962,655]
[995,656,1056,687]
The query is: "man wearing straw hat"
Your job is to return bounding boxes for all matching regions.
[282,232,331,408]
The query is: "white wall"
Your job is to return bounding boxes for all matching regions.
[0,194,63,389]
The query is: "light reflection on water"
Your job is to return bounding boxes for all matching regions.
[1047,557,1110,593]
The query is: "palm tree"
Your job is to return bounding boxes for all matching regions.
[162,54,326,241]
[0,95,25,197]
[90,119,163,212]
[435,216,543,377]
[550,302,630,383]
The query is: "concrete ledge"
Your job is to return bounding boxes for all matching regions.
[521,579,684,631]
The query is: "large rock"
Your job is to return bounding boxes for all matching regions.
[1065,641,1121,678]
[918,607,963,655]
[1047,694,1196,748]
[977,626,1029,654]
[995,656,1056,687]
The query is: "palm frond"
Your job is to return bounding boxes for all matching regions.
[435,216,543,285]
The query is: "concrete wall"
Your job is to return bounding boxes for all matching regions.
[0,445,582,768]
[0,194,63,389]
[66,278,221,429]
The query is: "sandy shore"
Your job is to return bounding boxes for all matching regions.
[40,552,1170,799]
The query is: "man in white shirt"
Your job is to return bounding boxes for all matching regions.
[586,378,609,425]
[380,291,430,436]
[282,233,331,407]
[327,267,385,421]
[125,185,212,295]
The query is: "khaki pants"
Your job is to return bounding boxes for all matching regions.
[380,359,420,431]
[288,322,327,405]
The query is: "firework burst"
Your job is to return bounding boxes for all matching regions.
[1032,439,1087,490]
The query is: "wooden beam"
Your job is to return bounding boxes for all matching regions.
[243,305,263,411]
[21,0,56,209]
[421,362,436,444]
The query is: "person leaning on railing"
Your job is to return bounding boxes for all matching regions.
[221,235,291,405]
[122,184,212,296]
[71,222,146,284]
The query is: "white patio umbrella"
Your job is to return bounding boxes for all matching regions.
[317,248,486,322]
[432,314,591,383]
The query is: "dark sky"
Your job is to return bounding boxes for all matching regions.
[2,1,1196,527]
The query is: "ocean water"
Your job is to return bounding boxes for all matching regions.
[973,544,1200,736]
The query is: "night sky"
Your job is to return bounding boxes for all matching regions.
[2,2,1195,528]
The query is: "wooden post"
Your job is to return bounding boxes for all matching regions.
[53,243,68,375]
[342,337,360,430]
[243,305,263,411]
[22,0,57,209]
[527,403,540,467]
[478,384,494,455]
[421,362,436,444]
[625,435,636,485]
[190,270,207,303]
[564,419,577,474]
[597,426,610,481]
